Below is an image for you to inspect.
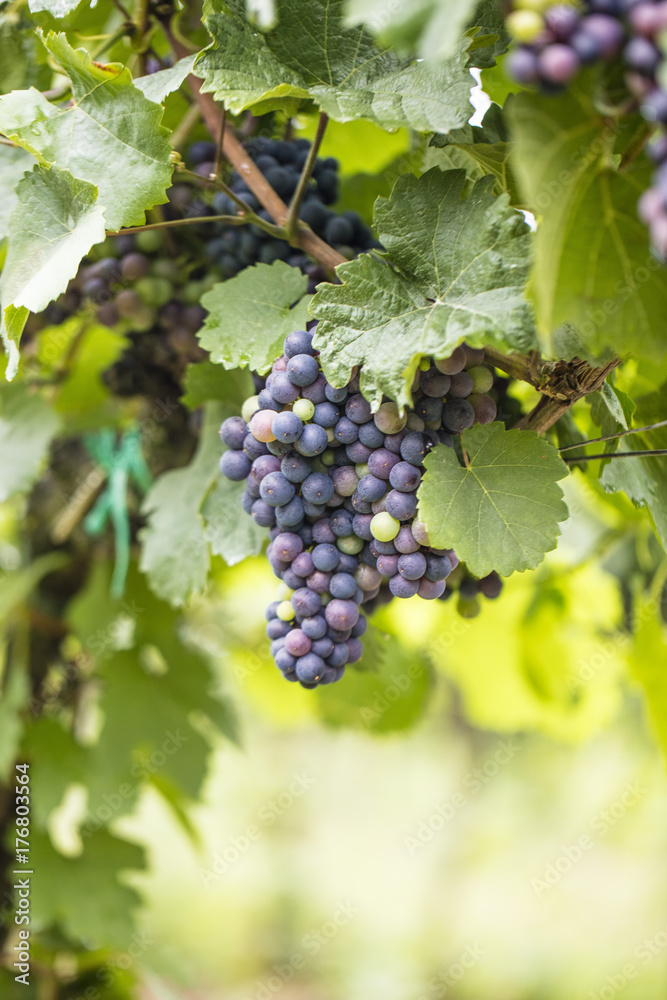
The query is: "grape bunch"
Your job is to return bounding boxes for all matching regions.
[506,0,667,254]
[186,137,381,286]
[218,328,502,687]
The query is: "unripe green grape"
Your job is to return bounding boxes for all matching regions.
[311,457,326,474]
[321,450,336,466]
[135,277,173,308]
[338,535,364,555]
[277,582,294,600]
[418,357,431,371]
[129,305,156,332]
[293,398,315,421]
[242,395,260,423]
[181,280,205,304]
[355,463,369,479]
[506,7,544,41]
[135,229,164,253]
[326,427,336,443]
[370,512,400,541]
[276,600,295,622]
[152,259,180,282]
[467,365,494,393]
[115,288,143,318]
[374,401,407,434]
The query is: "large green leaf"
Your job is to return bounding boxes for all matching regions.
[197,261,310,374]
[0,145,33,240]
[0,383,62,500]
[181,360,254,411]
[0,17,51,96]
[0,662,30,782]
[628,597,667,761]
[312,169,535,409]
[427,103,519,202]
[418,423,569,576]
[0,32,173,230]
[28,0,83,13]
[139,403,223,605]
[509,83,667,371]
[345,0,478,63]
[133,55,196,104]
[198,0,474,132]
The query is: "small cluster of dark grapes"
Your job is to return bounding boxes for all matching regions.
[507,0,667,254]
[218,328,502,687]
[185,137,380,287]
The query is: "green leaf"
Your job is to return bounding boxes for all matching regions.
[181,360,253,410]
[0,145,33,241]
[312,169,535,408]
[22,718,87,827]
[139,402,223,604]
[345,0,478,64]
[198,261,309,374]
[508,83,667,370]
[0,17,51,96]
[418,422,569,576]
[202,476,268,565]
[427,103,519,202]
[30,829,145,950]
[0,553,69,621]
[133,55,196,104]
[198,0,474,132]
[1,305,28,381]
[595,381,667,551]
[0,383,62,501]
[1,165,105,316]
[0,32,173,230]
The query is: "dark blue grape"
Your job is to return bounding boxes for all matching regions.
[358,421,385,448]
[425,554,452,581]
[420,370,451,397]
[313,402,340,427]
[283,569,303,590]
[330,573,357,599]
[273,532,303,562]
[345,394,372,424]
[385,490,418,521]
[220,450,251,481]
[312,519,336,543]
[260,472,295,507]
[275,495,304,527]
[302,375,328,404]
[284,329,315,358]
[327,643,349,668]
[397,552,427,580]
[312,543,340,572]
[275,648,296,672]
[252,499,276,527]
[292,587,322,617]
[400,432,429,467]
[271,372,301,404]
[346,440,372,463]
[266,618,291,640]
[389,461,421,493]
[220,416,247,450]
[292,551,315,577]
[258,389,282,411]
[325,383,347,403]
[302,614,328,639]
[244,433,269,461]
[311,637,335,659]
[272,411,304,443]
[352,514,373,541]
[442,399,475,432]
[415,397,443,423]
[350,615,367,638]
[384,430,408,455]
[356,474,387,502]
[334,417,358,443]
[281,452,311,483]
[241,489,255,514]
[302,472,335,504]
[295,424,328,457]
[287,353,320,386]
[330,509,354,537]
[389,575,420,598]
[296,653,326,682]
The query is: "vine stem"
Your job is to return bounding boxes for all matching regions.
[163,26,346,272]
[107,211,284,238]
[562,449,667,463]
[559,418,667,451]
[286,111,328,243]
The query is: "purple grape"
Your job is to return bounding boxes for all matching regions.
[325,383,347,403]
[356,474,387,502]
[442,399,475,432]
[329,573,357,599]
[389,575,420,598]
[302,615,328,639]
[345,394,372,424]
[272,411,304,443]
[284,329,315,357]
[252,499,276,527]
[292,587,322,617]
[397,552,427,581]
[389,461,421,493]
[281,452,312,483]
[334,417,359,444]
[367,448,400,480]
[313,402,340,427]
[302,472,335,504]
[220,416,247,450]
[295,653,326,683]
[273,532,303,562]
[302,374,328,404]
[385,489,418,521]
[295,423,328,457]
[325,599,359,630]
[312,543,340,572]
[287,353,320,386]
[539,44,581,84]
[220,450,252,481]
[260,472,295,507]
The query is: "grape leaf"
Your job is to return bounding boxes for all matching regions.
[0,382,63,501]
[312,168,535,409]
[0,32,173,230]
[0,17,51,96]
[198,0,474,132]
[22,718,87,827]
[1,165,105,314]
[134,55,196,104]
[30,829,145,950]
[344,0,479,64]
[139,402,223,605]
[202,475,268,565]
[198,261,309,374]
[0,145,33,240]
[181,360,253,411]
[427,103,520,202]
[418,422,569,576]
[594,381,667,551]
[508,83,667,371]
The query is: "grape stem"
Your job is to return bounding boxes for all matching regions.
[559,418,667,452]
[562,449,667,463]
[286,111,329,245]
[106,211,284,239]
[161,21,347,272]
[210,102,227,183]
